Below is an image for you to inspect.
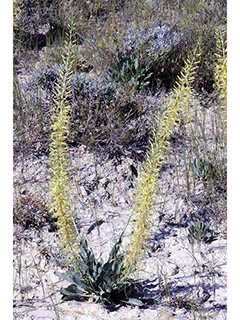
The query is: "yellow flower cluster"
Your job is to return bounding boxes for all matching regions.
[49,23,78,256]
[124,50,201,276]
[214,29,227,126]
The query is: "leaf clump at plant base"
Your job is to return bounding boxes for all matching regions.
[187,219,217,244]
[56,234,142,306]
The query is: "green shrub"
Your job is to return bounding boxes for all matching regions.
[119,23,181,90]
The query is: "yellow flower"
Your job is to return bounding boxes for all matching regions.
[49,23,78,257]
[124,49,201,277]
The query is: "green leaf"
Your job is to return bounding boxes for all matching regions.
[55,271,75,284]
[72,272,84,286]
[61,284,82,296]
[134,58,139,71]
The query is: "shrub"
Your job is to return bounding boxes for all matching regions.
[121,24,179,57]
[13,0,68,65]
[29,63,60,93]
[120,23,182,90]
[13,0,66,38]
[112,24,181,91]
[72,72,115,103]
[13,190,55,230]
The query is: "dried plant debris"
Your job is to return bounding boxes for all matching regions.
[13,190,56,230]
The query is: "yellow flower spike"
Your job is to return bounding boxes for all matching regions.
[49,22,78,258]
[124,48,201,277]
[214,29,227,128]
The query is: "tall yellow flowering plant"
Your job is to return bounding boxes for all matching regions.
[49,23,78,256]
[124,50,201,276]
[214,29,227,129]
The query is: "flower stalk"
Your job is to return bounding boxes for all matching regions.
[124,50,201,276]
[214,29,227,128]
[49,23,78,256]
